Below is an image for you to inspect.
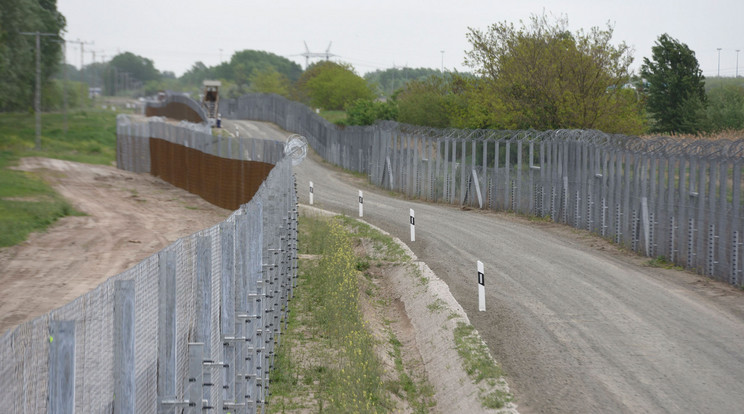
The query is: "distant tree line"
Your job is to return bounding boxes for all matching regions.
[348,14,744,136]
[3,5,742,136]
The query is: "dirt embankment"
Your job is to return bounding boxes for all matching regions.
[0,158,230,335]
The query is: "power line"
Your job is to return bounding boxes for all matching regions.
[19,31,60,150]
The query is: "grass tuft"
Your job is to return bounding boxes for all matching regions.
[453,322,512,409]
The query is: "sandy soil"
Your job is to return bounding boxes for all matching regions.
[0,158,230,335]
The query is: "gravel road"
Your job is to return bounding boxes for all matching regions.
[225,119,744,413]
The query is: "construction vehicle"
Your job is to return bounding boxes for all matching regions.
[202,80,221,127]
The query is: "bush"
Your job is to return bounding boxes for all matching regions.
[345,99,398,126]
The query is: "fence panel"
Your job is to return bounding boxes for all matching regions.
[1,118,296,413]
[222,93,744,287]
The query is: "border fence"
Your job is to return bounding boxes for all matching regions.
[224,93,744,287]
[1,118,298,413]
[144,91,210,124]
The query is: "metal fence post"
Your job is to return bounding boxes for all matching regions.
[48,320,75,414]
[157,249,177,414]
[114,280,135,414]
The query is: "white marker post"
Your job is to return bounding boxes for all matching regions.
[309,181,314,205]
[410,208,416,242]
[358,190,364,217]
[477,260,485,312]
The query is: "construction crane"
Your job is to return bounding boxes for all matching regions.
[300,41,336,68]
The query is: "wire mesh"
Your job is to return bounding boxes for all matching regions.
[222,93,744,287]
[0,119,296,414]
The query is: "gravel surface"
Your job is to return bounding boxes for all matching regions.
[227,119,744,413]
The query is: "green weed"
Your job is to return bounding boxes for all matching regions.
[426,298,447,314]
[453,322,512,409]
[645,256,684,270]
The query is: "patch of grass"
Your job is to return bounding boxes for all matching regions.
[453,322,512,409]
[0,110,118,165]
[297,216,333,255]
[645,255,684,270]
[385,327,436,412]
[480,389,513,409]
[410,262,428,286]
[426,298,447,314]
[273,215,437,412]
[318,109,347,125]
[0,152,83,247]
[0,110,116,247]
[271,218,390,412]
[337,215,408,262]
[356,258,370,271]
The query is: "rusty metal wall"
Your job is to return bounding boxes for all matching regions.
[145,102,203,123]
[144,92,209,124]
[149,138,274,210]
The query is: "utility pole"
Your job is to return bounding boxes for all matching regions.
[717,48,722,77]
[20,31,59,150]
[440,50,444,73]
[737,49,741,78]
[49,38,68,134]
[67,39,93,104]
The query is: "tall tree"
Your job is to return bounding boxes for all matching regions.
[249,67,291,98]
[364,67,442,97]
[465,13,644,134]
[297,61,374,110]
[228,50,302,83]
[0,0,65,111]
[641,34,707,134]
[109,52,160,83]
[705,84,744,132]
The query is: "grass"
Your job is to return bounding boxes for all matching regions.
[271,217,390,412]
[0,110,117,248]
[336,215,408,262]
[318,110,348,125]
[426,298,447,314]
[645,255,684,270]
[384,329,435,413]
[0,152,84,247]
[271,215,434,412]
[0,110,118,165]
[453,322,513,409]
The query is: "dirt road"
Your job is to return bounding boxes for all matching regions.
[228,119,744,413]
[0,158,230,335]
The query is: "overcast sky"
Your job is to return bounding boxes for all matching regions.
[58,0,744,78]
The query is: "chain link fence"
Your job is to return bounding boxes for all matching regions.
[224,93,744,287]
[1,119,298,414]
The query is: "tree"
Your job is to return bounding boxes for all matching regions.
[297,62,374,110]
[0,0,65,111]
[705,84,744,131]
[227,50,302,83]
[364,67,442,97]
[249,67,292,98]
[109,52,160,83]
[179,61,212,86]
[396,74,466,128]
[465,13,644,134]
[345,98,398,126]
[641,34,707,134]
